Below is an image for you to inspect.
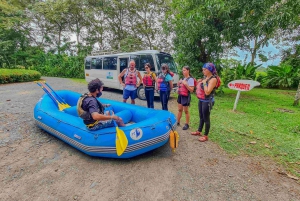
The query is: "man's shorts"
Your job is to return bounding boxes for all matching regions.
[177,94,191,106]
[123,89,137,100]
[87,119,114,131]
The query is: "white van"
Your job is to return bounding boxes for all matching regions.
[84,50,179,100]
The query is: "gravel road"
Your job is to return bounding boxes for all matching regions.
[0,77,299,201]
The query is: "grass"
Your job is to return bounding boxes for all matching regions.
[188,88,300,177]
[70,78,88,84]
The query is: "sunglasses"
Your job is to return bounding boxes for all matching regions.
[161,67,166,70]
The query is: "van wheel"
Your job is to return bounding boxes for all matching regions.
[137,86,146,100]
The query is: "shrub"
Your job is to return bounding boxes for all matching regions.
[0,69,41,84]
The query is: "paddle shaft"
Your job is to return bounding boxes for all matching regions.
[36,82,63,110]
[44,82,68,104]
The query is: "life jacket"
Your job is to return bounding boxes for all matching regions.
[157,73,170,92]
[142,72,155,87]
[178,77,197,96]
[124,68,137,85]
[77,93,104,125]
[196,75,218,100]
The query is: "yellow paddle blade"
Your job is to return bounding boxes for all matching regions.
[63,103,71,108]
[58,103,65,111]
[115,126,128,156]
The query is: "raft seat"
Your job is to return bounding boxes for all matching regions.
[63,106,132,124]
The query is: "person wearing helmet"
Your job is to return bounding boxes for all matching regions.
[77,78,125,131]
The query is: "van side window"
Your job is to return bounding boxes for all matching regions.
[103,57,117,70]
[130,55,141,71]
[91,58,97,69]
[85,58,91,69]
[140,55,155,71]
[96,58,102,69]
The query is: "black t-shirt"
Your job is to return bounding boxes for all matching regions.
[81,96,102,125]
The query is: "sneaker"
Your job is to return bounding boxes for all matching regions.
[182,124,189,130]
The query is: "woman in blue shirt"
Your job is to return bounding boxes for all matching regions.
[157,63,173,111]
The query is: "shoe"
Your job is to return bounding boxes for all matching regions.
[191,131,202,136]
[182,124,189,130]
[199,136,208,142]
[177,122,180,126]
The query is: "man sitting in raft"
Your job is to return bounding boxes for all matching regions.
[77,78,125,131]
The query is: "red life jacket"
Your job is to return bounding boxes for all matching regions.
[125,69,137,85]
[178,77,192,96]
[196,76,217,100]
[142,72,155,87]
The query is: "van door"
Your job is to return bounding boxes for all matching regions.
[118,56,129,89]
[130,54,156,100]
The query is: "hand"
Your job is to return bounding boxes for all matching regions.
[136,83,140,87]
[182,80,188,86]
[121,83,125,87]
[105,104,111,108]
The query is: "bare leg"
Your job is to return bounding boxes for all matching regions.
[177,104,183,124]
[183,106,189,124]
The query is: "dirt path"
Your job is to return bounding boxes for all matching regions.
[0,77,299,201]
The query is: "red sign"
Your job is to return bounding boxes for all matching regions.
[228,80,260,91]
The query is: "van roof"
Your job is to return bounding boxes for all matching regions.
[87,50,171,58]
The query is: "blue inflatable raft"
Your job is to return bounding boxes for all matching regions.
[34,90,177,158]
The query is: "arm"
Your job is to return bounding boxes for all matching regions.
[202,78,217,95]
[182,79,195,92]
[91,112,121,121]
[137,71,143,87]
[118,69,126,87]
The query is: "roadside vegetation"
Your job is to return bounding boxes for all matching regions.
[0,69,41,84]
[188,88,300,178]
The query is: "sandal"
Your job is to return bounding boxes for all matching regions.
[199,136,208,142]
[191,131,202,136]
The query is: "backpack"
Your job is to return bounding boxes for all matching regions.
[215,75,221,89]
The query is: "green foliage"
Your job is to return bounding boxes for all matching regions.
[0,69,41,84]
[186,88,300,177]
[255,71,267,86]
[264,64,297,88]
[31,53,85,78]
[221,63,260,87]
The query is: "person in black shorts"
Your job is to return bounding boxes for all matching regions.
[176,66,195,130]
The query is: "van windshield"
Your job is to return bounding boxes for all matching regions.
[156,54,177,73]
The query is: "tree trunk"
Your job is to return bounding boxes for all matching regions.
[293,81,300,106]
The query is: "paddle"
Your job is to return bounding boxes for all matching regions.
[44,82,71,109]
[35,82,67,111]
[109,111,128,156]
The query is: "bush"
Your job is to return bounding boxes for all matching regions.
[0,69,41,84]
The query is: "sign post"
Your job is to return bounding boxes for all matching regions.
[228,80,260,111]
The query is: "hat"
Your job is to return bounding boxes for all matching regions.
[203,63,216,74]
